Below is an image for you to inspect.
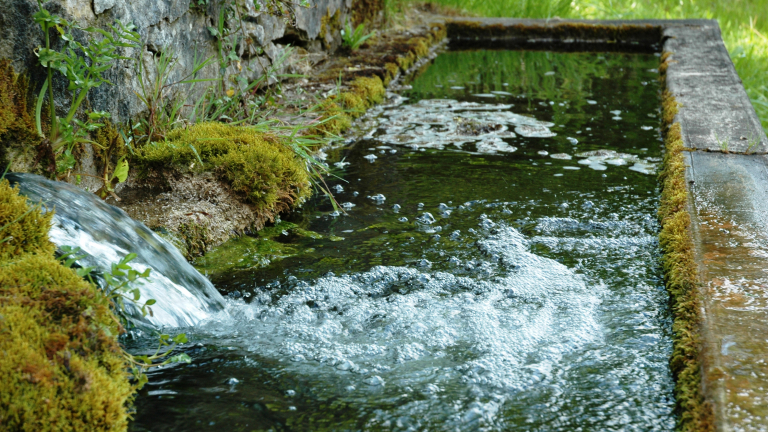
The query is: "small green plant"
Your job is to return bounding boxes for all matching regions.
[133,47,215,145]
[341,20,376,51]
[58,246,191,388]
[33,0,140,178]
[745,133,761,154]
[714,131,730,153]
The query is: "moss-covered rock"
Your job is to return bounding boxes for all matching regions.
[0,179,134,431]
[134,122,311,212]
[0,60,40,174]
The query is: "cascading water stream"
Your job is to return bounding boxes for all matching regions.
[6,172,226,328]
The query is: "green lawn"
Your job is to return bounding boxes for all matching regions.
[411,0,768,133]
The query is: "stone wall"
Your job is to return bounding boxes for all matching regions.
[0,0,363,124]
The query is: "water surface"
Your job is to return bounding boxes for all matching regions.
[129,49,674,431]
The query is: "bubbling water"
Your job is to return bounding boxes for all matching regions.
[188,221,603,429]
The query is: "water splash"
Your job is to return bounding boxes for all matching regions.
[6,173,226,328]
[191,222,603,429]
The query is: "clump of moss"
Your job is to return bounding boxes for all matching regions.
[658,90,713,428]
[92,121,128,176]
[134,122,311,212]
[310,22,447,137]
[177,221,210,260]
[0,59,41,172]
[0,179,133,431]
[351,0,383,27]
[312,76,386,135]
[0,182,53,261]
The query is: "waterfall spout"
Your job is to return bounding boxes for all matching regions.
[6,173,226,328]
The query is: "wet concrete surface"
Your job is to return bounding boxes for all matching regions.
[688,152,768,431]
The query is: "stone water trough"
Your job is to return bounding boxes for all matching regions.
[444,17,768,431]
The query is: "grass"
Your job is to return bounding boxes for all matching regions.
[413,0,768,134]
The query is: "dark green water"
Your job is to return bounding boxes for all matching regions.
[129,50,674,431]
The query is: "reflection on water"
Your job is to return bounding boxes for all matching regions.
[130,50,674,431]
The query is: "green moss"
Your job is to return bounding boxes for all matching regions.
[320,7,343,50]
[92,122,127,177]
[177,221,210,260]
[351,0,384,26]
[0,59,41,172]
[134,122,311,212]
[658,87,714,429]
[194,233,298,276]
[194,220,338,276]
[446,20,661,44]
[0,179,133,431]
[310,23,446,136]
[0,181,54,261]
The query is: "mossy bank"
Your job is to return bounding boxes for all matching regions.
[0,179,134,431]
[119,122,313,260]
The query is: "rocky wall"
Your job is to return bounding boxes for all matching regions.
[0,0,359,124]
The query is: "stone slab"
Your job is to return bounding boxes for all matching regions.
[687,152,768,431]
[663,24,768,153]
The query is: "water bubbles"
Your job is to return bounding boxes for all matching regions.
[336,359,356,371]
[364,376,385,386]
[478,215,496,230]
[398,217,409,222]
[392,204,402,212]
[291,355,306,362]
[610,110,621,116]
[537,150,549,156]
[550,153,572,160]
[544,71,556,76]
[225,378,240,385]
[363,154,378,162]
[416,212,437,225]
[285,389,296,396]
[418,259,432,268]
[341,202,356,209]
[515,124,556,138]
[450,230,461,240]
[641,125,654,130]
[334,161,350,169]
[369,194,386,204]
[586,100,597,105]
[567,137,579,145]
[333,184,344,193]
